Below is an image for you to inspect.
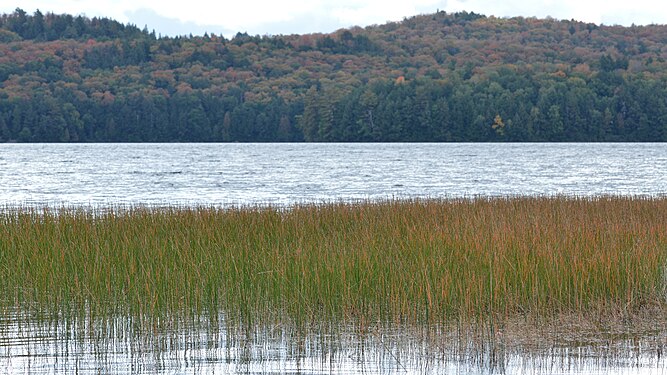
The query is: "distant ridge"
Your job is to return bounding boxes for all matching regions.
[1,8,665,142]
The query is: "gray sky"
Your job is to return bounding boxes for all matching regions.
[2,0,666,37]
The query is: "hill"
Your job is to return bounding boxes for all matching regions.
[1,8,666,142]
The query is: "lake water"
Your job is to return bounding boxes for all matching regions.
[1,142,667,374]
[2,312,665,375]
[0,143,665,207]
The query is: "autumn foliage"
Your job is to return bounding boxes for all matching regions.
[1,9,666,142]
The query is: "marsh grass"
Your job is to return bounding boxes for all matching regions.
[1,197,666,333]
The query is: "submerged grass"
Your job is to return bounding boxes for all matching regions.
[1,197,666,331]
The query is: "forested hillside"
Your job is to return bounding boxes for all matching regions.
[1,8,666,142]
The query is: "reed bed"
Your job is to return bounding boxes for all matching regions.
[1,197,666,331]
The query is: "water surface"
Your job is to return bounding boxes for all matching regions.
[2,312,665,374]
[0,143,665,207]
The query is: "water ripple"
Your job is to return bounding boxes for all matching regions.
[0,143,665,207]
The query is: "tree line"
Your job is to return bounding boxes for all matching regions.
[1,66,664,142]
[1,8,666,142]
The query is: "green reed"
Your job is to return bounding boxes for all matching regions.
[1,197,666,328]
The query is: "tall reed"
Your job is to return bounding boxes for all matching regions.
[1,197,665,329]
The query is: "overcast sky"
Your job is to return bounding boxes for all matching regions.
[2,0,666,37]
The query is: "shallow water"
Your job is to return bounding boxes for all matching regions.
[1,312,665,374]
[0,143,665,207]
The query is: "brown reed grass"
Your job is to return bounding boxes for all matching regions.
[0,197,665,330]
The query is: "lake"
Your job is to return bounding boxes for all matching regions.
[3,311,665,374]
[1,142,666,374]
[0,143,665,207]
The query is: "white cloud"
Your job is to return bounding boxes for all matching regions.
[2,0,667,37]
[145,0,443,33]
[330,0,442,26]
[444,0,667,25]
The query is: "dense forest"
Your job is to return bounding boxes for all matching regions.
[1,8,667,142]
